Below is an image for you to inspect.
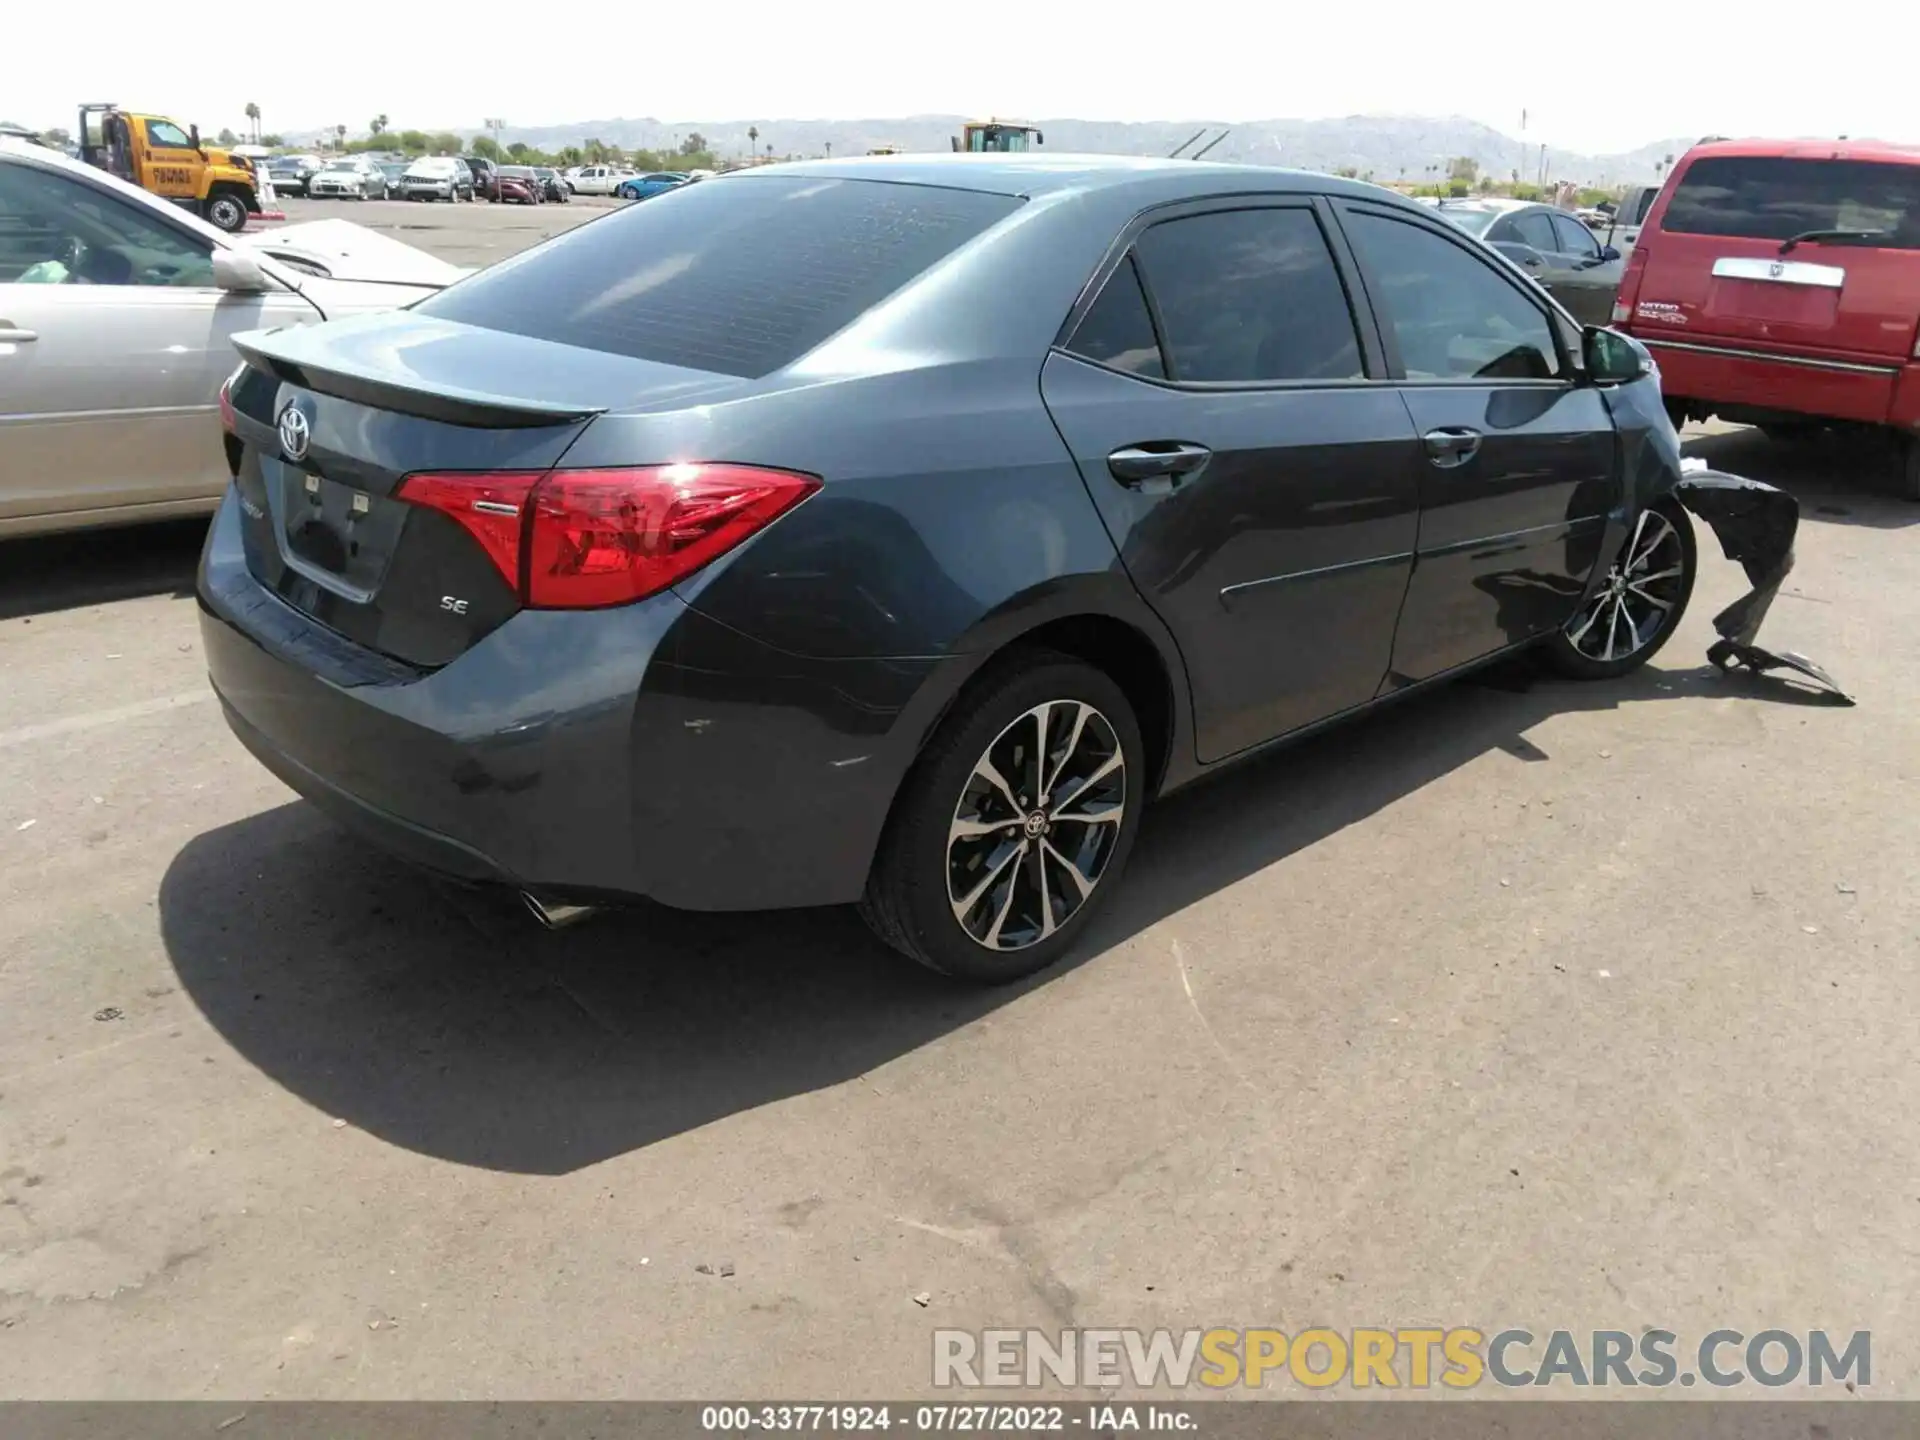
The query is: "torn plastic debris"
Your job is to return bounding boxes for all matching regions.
[1670,468,1853,704]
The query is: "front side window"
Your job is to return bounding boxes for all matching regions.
[0,164,212,286]
[1344,211,1561,381]
[145,119,193,150]
[1551,212,1602,258]
[1064,255,1164,379]
[1508,210,1559,253]
[1131,208,1363,383]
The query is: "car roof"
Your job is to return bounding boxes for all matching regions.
[0,136,235,247]
[1436,197,1532,214]
[1678,137,1920,166]
[726,153,1401,202]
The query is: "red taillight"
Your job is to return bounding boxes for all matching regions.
[218,374,237,434]
[1613,246,1652,326]
[394,463,819,609]
[395,471,544,589]
[525,464,820,609]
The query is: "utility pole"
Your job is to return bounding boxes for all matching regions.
[485,117,506,152]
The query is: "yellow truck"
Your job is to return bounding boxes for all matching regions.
[77,103,260,232]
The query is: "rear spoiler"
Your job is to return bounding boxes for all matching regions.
[231,331,607,431]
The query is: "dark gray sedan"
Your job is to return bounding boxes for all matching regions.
[1434,198,1624,324]
[203,157,1707,984]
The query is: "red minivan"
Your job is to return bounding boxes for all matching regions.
[1614,138,1920,499]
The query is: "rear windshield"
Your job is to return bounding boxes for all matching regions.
[1435,206,1499,236]
[1662,156,1920,247]
[414,175,1021,377]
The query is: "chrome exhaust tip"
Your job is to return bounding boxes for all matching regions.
[521,892,599,930]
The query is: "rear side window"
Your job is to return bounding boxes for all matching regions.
[1344,211,1562,381]
[1064,256,1164,379]
[1663,156,1920,247]
[417,176,1021,377]
[1131,208,1363,383]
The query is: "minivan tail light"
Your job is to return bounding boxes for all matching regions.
[525,464,821,609]
[394,463,820,609]
[396,471,544,589]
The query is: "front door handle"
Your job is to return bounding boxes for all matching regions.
[0,325,39,343]
[1107,441,1212,490]
[1423,427,1482,468]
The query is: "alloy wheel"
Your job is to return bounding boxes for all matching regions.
[946,700,1126,952]
[1565,508,1687,662]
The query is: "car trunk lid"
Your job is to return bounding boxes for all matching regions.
[225,313,748,668]
[1633,149,1920,363]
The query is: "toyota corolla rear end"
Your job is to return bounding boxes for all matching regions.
[197,168,1071,914]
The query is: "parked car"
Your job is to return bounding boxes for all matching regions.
[267,154,324,197]
[1616,138,1920,498]
[463,156,500,200]
[533,167,569,202]
[375,160,409,195]
[400,157,473,202]
[614,171,687,200]
[1433,198,1624,325]
[0,138,459,538]
[491,166,543,205]
[1602,183,1662,256]
[200,155,1701,983]
[567,164,632,196]
[307,156,389,200]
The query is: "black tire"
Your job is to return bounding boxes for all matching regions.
[1760,421,1818,443]
[1898,433,1920,503]
[860,650,1145,984]
[1542,498,1697,681]
[1663,397,1690,433]
[204,188,249,233]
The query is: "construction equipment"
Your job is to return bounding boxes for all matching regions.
[77,103,260,232]
[866,146,901,156]
[952,120,1044,153]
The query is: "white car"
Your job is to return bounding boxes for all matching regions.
[307,156,389,200]
[0,138,463,537]
[566,164,634,196]
[399,156,474,203]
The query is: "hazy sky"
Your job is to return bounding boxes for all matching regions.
[16,2,1917,155]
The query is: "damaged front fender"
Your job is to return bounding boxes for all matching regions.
[1672,467,1853,704]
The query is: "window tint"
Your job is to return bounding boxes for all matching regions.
[0,164,212,286]
[146,120,193,149]
[1345,212,1561,381]
[1663,156,1920,247]
[1064,256,1164,379]
[1132,208,1362,383]
[417,176,1020,378]
[1551,212,1601,257]
[1509,210,1558,252]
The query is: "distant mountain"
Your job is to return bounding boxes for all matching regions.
[296,113,1690,187]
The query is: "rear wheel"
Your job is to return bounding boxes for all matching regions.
[1543,500,1695,680]
[1899,433,1920,503]
[860,652,1144,984]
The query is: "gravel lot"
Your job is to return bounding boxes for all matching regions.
[1,198,1916,1400]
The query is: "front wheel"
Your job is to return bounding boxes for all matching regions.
[204,189,249,233]
[1542,500,1696,681]
[860,652,1144,984]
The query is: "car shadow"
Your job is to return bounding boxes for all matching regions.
[0,518,206,620]
[1683,426,1918,530]
[157,655,1826,1175]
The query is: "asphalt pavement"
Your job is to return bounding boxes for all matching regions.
[1,200,1916,1400]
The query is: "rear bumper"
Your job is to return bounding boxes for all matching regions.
[197,487,949,910]
[1638,335,1920,427]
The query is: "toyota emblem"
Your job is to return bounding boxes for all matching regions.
[277,404,310,463]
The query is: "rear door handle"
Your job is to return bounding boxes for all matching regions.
[1107,442,1212,491]
[1423,427,1483,468]
[0,325,39,343]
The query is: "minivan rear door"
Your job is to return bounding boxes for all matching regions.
[1637,152,1920,362]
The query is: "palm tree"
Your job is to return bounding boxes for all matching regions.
[370,114,388,136]
[747,125,759,160]
[244,102,260,144]
[824,141,832,159]
[335,123,347,150]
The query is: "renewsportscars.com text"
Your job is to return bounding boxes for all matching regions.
[932,1327,1870,1390]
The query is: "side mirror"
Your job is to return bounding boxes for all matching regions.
[1584,326,1650,385]
[212,247,272,294]
[1035,131,1045,146]
[190,124,202,150]
[1599,244,1622,263]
